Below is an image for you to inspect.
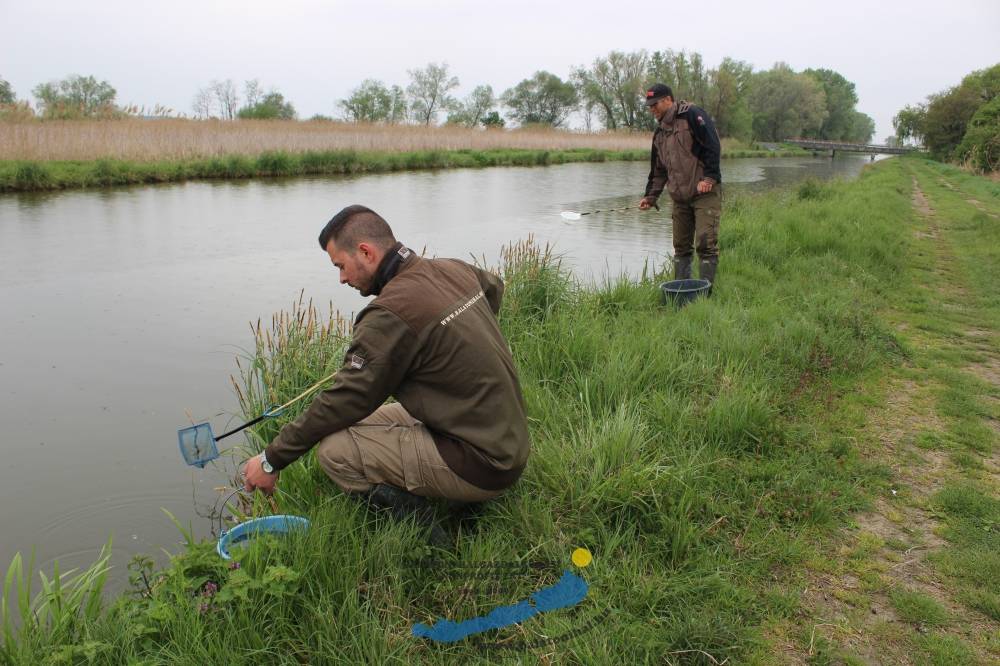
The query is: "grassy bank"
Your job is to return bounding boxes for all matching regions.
[0,147,650,192]
[770,158,1000,663]
[0,146,803,193]
[4,159,952,664]
[0,118,806,192]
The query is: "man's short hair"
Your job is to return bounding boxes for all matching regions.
[317,205,396,253]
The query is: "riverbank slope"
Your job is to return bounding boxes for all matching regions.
[5,156,994,664]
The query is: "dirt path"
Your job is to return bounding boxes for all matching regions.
[771,167,1000,664]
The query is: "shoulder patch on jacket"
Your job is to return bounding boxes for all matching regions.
[349,353,366,369]
[677,101,692,114]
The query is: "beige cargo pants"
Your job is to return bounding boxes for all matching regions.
[315,403,502,503]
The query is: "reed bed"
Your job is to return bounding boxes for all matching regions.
[0,120,794,192]
[0,119,650,162]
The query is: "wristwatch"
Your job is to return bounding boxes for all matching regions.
[259,452,275,475]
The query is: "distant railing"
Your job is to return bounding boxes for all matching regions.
[784,139,918,156]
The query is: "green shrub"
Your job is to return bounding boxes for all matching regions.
[11,161,52,190]
[955,96,1000,172]
[255,151,295,176]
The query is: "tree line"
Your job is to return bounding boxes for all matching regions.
[0,50,876,143]
[336,53,875,143]
[893,63,999,172]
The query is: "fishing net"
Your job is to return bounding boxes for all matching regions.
[176,371,336,468]
[177,422,219,468]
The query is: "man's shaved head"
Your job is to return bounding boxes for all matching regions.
[317,205,396,253]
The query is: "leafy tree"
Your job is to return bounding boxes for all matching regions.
[32,74,117,118]
[922,84,983,159]
[238,91,296,120]
[748,63,827,141]
[960,63,1000,105]
[339,79,407,123]
[846,111,876,143]
[0,76,14,104]
[893,104,926,145]
[406,62,459,126]
[803,68,860,140]
[501,71,578,127]
[446,85,495,127]
[894,63,999,159]
[647,49,710,107]
[480,110,505,128]
[956,95,1000,171]
[573,50,649,130]
[707,57,753,140]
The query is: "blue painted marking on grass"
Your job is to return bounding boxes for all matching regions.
[411,569,589,643]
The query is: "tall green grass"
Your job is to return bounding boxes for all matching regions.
[3,160,925,663]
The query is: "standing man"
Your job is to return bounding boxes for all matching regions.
[244,205,531,542]
[638,83,723,290]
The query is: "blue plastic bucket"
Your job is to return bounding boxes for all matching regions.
[660,279,711,307]
[217,515,311,559]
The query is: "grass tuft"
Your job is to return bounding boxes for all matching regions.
[888,587,951,627]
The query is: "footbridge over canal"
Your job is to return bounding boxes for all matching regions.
[785,139,919,158]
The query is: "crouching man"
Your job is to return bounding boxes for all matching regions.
[243,205,530,544]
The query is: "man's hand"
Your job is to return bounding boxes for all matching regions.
[696,179,714,194]
[638,196,657,210]
[244,454,278,495]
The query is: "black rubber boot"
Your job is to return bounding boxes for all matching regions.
[698,257,718,295]
[673,256,692,280]
[362,484,451,549]
[445,500,487,532]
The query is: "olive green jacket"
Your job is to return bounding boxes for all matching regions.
[264,244,530,491]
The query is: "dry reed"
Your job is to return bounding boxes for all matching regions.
[0,119,650,162]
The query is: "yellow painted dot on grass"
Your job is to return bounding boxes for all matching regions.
[571,548,592,568]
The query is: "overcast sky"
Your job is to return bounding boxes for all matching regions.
[2,0,998,140]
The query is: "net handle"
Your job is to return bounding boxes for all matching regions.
[215,371,337,442]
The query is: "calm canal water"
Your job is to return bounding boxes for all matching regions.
[0,155,883,585]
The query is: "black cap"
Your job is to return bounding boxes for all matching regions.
[644,83,673,106]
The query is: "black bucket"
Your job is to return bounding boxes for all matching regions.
[660,279,711,307]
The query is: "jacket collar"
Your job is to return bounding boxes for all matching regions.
[658,102,679,128]
[369,242,414,296]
